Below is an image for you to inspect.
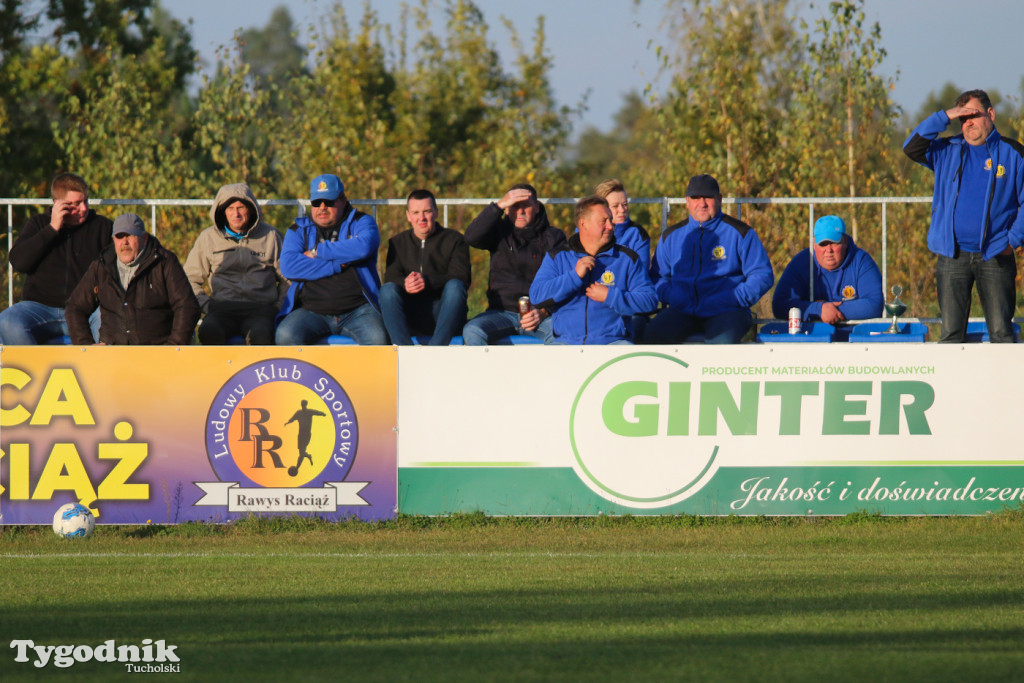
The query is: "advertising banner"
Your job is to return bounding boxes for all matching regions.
[398,345,1024,515]
[0,347,397,524]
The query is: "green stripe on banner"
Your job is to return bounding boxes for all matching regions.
[398,466,1024,516]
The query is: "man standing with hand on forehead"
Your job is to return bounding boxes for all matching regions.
[462,182,566,345]
[904,89,1024,342]
[0,172,111,344]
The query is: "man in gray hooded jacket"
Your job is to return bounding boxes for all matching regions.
[184,183,288,345]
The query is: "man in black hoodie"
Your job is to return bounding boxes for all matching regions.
[380,189,470,345]
[462,183,566,344]
[0,173,112,344]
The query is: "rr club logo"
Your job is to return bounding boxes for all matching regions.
[569,352,720,509]
[196,359,368,513]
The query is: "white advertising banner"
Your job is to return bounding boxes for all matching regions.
[397,344,1024,515]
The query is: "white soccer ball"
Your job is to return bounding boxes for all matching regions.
[52,503,95,539]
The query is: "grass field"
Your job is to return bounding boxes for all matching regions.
[2,513,1024,682]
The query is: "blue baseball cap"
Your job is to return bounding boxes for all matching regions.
[310,174,344,202]
[814,215,846,244]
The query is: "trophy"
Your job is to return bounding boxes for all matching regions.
[884,285,906,334]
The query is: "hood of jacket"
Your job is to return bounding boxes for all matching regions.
[211,183,261,234]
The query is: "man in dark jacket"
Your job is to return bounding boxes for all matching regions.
[66,214,200,345]
[380,189,470,345]
[0,172,112,344]
[462,182,566,344]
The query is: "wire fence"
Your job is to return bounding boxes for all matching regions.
[3,195,935,321]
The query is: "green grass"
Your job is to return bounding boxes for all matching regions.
[2,514,1024,682]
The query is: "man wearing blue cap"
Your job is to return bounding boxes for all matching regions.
[772,215,883,324]
[275,174,387,345]
[644,174,774,344]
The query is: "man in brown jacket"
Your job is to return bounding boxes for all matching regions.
[66,213,200,345]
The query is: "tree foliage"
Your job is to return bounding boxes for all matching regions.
[2,0,1015,319]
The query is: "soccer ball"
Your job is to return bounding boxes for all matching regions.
[52,503,95,539]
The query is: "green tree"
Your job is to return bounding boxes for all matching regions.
[54,48,203,255]
[637,0,799,202]
[46,0,196,92]
[236,5,307,85]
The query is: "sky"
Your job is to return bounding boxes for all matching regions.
[171,0,1024,133]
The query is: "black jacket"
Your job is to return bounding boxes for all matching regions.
[65,236,201,345]
[464,202,566,312]
[9,209,112,307]
[383,224,471,295]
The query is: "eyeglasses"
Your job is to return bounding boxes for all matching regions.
[958,113,983,123]
[311,199,337,208]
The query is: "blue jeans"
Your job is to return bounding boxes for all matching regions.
[0,301,100,344]
[380,280,468,346]
[936,250,1017,343]
[274,303,388,345]
[642,307,752,344]
[463,309,555,345]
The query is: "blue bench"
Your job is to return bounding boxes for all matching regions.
[757,321,834,343]
[964,321,1020,343]
[848,322,929,342]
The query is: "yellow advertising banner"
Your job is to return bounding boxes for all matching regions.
[0,346,398,524]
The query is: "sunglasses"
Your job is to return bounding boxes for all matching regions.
[311,199,337,208]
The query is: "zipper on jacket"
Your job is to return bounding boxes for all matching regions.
[692,227,705,308]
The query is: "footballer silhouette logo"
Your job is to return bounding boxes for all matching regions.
[204,359,359,489]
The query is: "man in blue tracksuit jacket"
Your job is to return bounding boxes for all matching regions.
[530,196,657,344]
[772,215,883,323]
[644,174,774,344]
[275,174,387,345]
[903,88,1024,343]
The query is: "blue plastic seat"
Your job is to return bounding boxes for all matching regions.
[44,335,72,345]
[412,335,464,345]
[757,321,834,343]
[323,335,358,345]
[848,322,929,342]
[964,321,1020,343]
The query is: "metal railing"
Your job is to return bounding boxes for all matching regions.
[4,195,932,308]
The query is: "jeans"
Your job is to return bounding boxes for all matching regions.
[274,303,388,345]
[462,309,555,345]
[642,307,752,344]
[936,250,1017,343]
[0,301,100,344]
[198,301,278,345]
[380,280,468,346]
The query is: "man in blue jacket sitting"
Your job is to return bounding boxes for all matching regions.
[529,196,657,344]
[903,89,1024,343]
[772,215,883,325]
[644,174,774,344]
[275,174,387,345]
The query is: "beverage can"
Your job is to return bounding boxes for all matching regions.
[788,308,801,334]
[519,296,532,314]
